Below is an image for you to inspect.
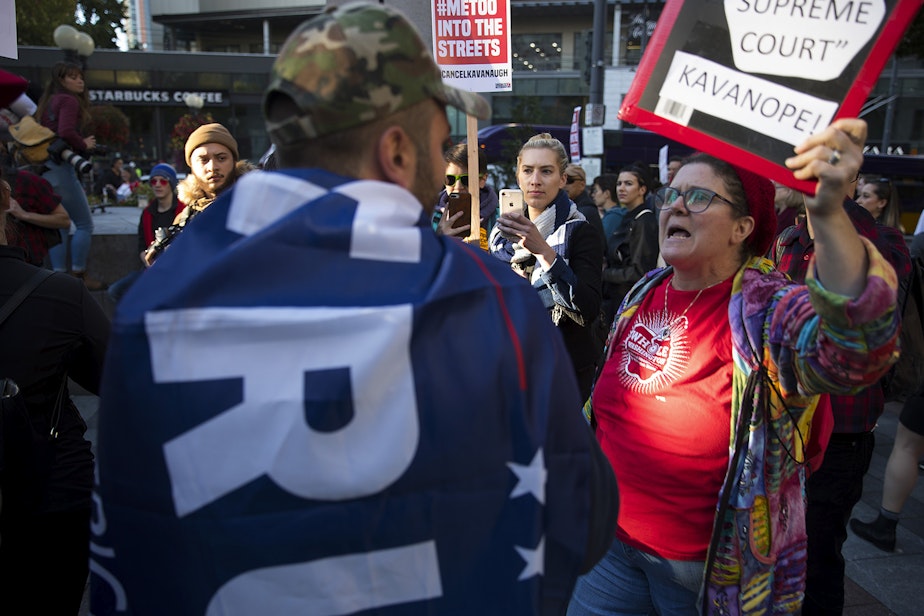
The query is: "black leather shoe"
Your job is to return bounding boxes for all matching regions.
[850,515,897,552]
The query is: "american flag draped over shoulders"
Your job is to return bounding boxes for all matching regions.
[90,168,600,615]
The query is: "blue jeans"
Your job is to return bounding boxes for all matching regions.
[568,537,703,616]
[42,160,94,271]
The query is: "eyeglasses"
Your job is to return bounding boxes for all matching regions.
[566,176,582,184]
[444,174,469,187]
[654,186,740,213]
[150,177,170,187]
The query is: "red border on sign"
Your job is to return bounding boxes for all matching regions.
[618,0,922,194]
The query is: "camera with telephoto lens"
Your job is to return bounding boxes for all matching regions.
[46,139,92,175]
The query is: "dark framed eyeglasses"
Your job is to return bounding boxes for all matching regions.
[445,174,469,187]
[654,186,740,214]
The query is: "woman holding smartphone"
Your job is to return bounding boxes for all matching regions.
[489,133,603,401]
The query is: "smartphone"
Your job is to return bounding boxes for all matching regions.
[446,192,472,230]
[499,189,524,216]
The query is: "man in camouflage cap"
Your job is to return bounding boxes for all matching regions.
[89,3,617,614]
[264,1,490,209]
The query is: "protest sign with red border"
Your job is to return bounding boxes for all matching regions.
[619,0,922,194]
[570,106,582,162]
[432,0,513,93]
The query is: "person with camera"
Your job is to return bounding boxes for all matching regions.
[35,61,105,290]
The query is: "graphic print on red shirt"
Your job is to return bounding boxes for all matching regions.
[594,274,736,559]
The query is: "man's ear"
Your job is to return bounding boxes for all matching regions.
[375,125,415,190]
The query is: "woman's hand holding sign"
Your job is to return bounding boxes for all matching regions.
[785,118,871,297]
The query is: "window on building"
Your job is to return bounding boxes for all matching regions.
[511,34,563,72]
[199,73,230,89]
[624,8,660,65]
[117,71,150,87]
[232,74,268,94]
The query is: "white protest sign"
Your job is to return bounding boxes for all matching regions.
[620,0,920,195]
[725,0,886,81]
[432,0,513,92]
[570,106,582,162]
[1,2,17,60]
[656,51,839,146]
[659,145,669,185]
[582,127,604,156]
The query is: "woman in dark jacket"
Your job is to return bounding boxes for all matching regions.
[489,133,603,401]
[0,169,109,613]
[601,165,660,324]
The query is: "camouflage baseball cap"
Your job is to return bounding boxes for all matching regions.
[264,2,491,144]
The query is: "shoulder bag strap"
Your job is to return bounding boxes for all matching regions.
[0,269,68,438]
[0,269,53,327]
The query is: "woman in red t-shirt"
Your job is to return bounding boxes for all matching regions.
[569,119,900,615]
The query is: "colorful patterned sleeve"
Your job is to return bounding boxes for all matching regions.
[769,236,899,396]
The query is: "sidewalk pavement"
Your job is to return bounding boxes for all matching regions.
[88,202,145,235]
[77,206,924,613]
[83,204,145,318]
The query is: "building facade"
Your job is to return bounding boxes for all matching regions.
[2,0,921,172]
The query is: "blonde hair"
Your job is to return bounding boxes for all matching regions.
[517,133,569,176]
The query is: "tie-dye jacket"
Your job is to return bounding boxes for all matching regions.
[591,237,898,615]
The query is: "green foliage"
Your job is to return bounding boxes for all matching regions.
[15,0,125,49]
[78,0,127,49]
[15,0,76,46]
[170,112,215,154]
[121,181,154,208]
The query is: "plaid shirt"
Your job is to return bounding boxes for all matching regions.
[6,170,61,266]
[770,198,911,433]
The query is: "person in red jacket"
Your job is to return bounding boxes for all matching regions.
[107,163,186,303]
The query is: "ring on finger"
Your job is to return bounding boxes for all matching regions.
[828,149,842,165]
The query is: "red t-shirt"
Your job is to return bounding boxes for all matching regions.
[593,274,734,560]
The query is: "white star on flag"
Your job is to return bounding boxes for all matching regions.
[507,448,546,504]
[514,536,545,581]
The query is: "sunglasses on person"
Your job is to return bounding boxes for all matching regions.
[445,174,469,187]
[149,177,171,187]
[566,176,582,184]
[654,186,740,213]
